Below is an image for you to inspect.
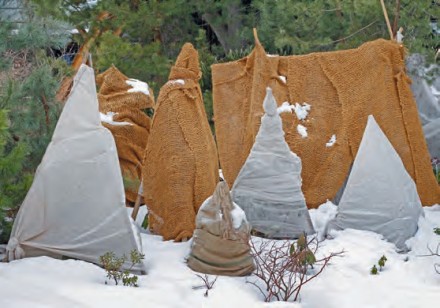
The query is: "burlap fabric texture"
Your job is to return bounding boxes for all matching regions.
[97,66,154,202]
[212,38,440,208]
[187,181,255,276]
[143,43,219,241]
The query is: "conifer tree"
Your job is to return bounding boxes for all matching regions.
[0,109,30,244]
[0,0,69,242]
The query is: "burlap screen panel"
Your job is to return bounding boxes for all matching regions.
[97,66,154,202]
[143,43,219,241]
[212,39,440,208]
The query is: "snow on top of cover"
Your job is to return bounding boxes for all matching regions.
[100,112,132,126]
[126,79,150,96]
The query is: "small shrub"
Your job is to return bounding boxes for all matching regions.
[434,228,440,236]
[370,265,378,275]
[99,250,145,287]
[248,233,343,302]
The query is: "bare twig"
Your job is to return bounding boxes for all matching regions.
[417,243,440,275]
[193,274,218,297]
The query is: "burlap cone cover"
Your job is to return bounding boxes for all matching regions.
[187,181,255,276]
[97,66,154,202]
[143,43,219,241]
[212,38,440,208]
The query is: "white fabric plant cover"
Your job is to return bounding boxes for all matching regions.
[407,55,440,159]
[231,87,315,239]
[423,118,440,160]
[326,115,423,251]
[6,65,145,272]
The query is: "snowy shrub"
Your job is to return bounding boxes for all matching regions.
[378,255,388,270]
[192,274,218,297]
[247,234,343,302]
[99,250,145,287]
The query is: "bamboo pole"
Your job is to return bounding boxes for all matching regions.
[380,0,394,40]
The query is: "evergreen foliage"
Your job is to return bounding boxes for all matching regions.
[31,0,439,120]
[0,109,31,244]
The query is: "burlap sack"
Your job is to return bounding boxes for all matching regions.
[187,181,255,276]
[97,66,154,202]
[143,43,219,241]
[212,38,440,208]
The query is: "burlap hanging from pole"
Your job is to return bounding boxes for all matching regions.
[212,38,440,208]
[97,66,154,202]
[143,43,219,241]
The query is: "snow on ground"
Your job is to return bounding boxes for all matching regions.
[1,204,440,307]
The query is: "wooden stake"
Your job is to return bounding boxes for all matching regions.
[380,0,394,40]
[253,28,261,46]
[131,181,144,221]
[131,194,143,221]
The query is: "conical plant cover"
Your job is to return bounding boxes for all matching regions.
[187,181,255,276]
[326,115,423,251]
[232,88,315,239]
[142,43,219,241]
[6,65,145,272]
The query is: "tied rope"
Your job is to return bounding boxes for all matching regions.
[6,237,25,261]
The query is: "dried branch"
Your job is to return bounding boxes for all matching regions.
[417,243,440,275]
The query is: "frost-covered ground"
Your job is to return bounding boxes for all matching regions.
[1,203,440,308]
